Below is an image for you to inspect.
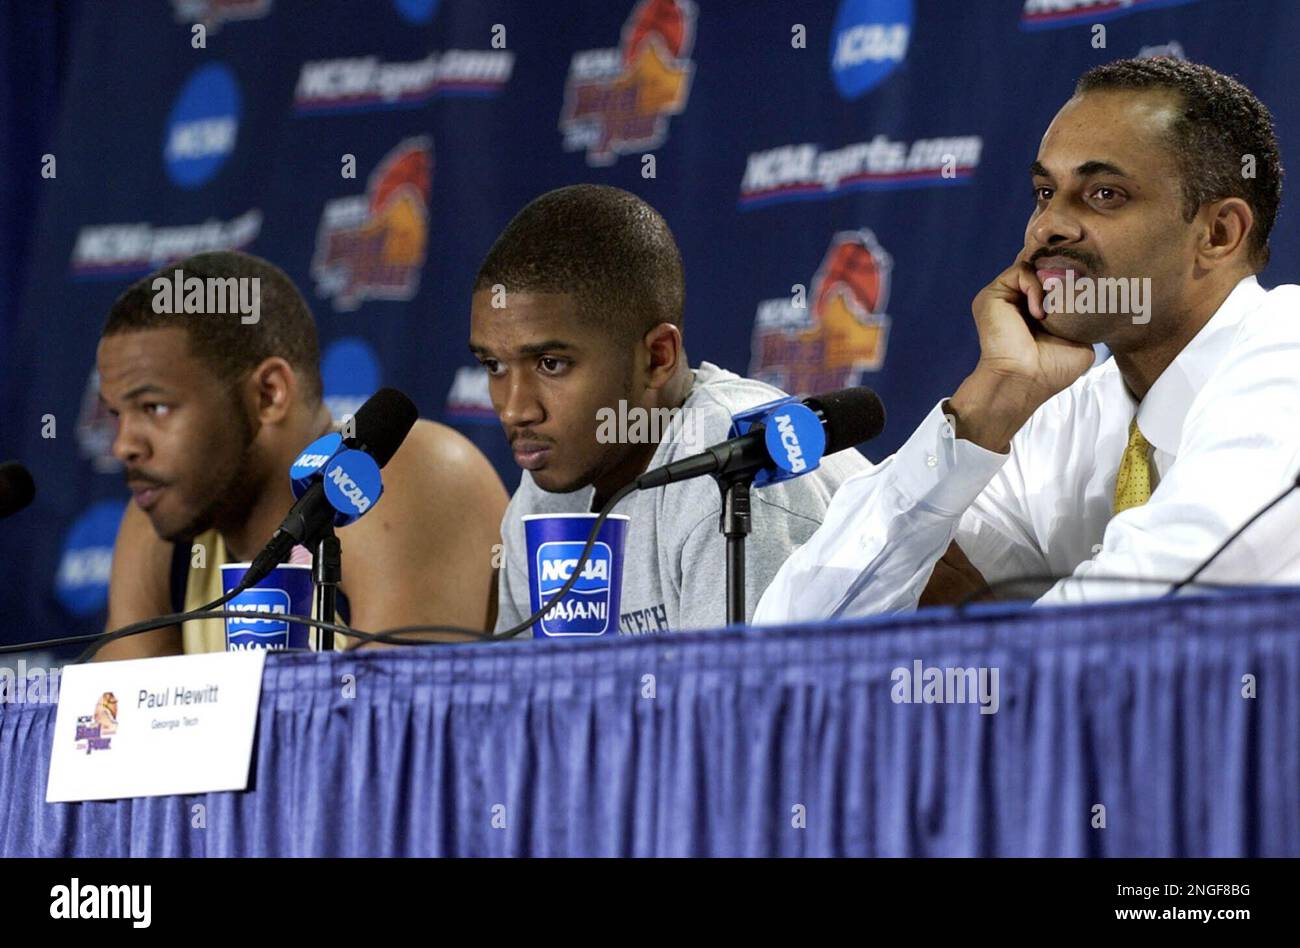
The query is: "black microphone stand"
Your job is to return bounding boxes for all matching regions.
[313,528,342,651]
[716,472,754,625]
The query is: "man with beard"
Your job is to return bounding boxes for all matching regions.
[756,57,1300,621]
[95,250,507,658]
[469,185,870,635]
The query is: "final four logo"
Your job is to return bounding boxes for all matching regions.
[750,231,893,394]
[559,0,696,167]
[312,138,432,311]
[74,692,118,755]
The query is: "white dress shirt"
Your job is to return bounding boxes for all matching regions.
[754,275,1300,622]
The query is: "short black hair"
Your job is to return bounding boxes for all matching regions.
[102,250,323,402]
[1075,58,1283,269]
[474,184,685,343]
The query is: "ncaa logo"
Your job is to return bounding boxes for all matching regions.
[444,364,496,422]
[55,500,125,617]
[322,337,381,422]
[290,432,343,485]
[226,589,292,650]
[760,402,826,485]
[830,0,913,100]
[164,62,241,188]
[775,413,808,473]
[392,0,439,23]
[322,449,383,523]
[536,541,613,636]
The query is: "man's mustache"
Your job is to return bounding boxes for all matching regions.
[125,469,167,487]
[1029,247,1101,272]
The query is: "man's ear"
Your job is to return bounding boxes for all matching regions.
[641,323,684,391]
[1197,196,1255,269]
[245,356,298,425]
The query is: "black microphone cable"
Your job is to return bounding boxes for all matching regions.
[70,609,360,663]
[349,480,639,643]
[1167,473,1300,596]
[13,481,638,661]
[43,607,494,663]
[13,387,884,656]
[950,469,1300,609]
[4,567,1265,663]
[331,481,638,644]
[953,573,1260,612]
[0,584,278,661]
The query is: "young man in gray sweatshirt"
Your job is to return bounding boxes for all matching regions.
[469,185,871,635]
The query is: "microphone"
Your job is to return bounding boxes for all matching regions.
[0,462,35,520]
[242,388,418,589]
[635,387,886,490]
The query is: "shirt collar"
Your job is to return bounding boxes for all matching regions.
[1137,275,1266,455]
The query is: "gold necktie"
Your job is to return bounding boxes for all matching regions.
[1113,418,1153,514]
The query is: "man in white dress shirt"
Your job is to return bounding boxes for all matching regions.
[756,58,1299,622]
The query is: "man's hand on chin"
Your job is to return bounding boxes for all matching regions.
[949,252,1096,453]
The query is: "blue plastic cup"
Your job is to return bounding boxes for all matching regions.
[523,513,630,638]
[219,562,315,651]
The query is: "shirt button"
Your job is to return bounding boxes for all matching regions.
[926,455,938,468]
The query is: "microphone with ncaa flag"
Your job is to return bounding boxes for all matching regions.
[519,388,887,635]
[242,387,418,592]
[228,387,418,651]
[75,390,416,661]
[633,387,885,490]
[217,436,386,651]
[637,386,885,624]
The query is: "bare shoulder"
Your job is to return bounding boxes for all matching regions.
[100,500,180,659]
[111,501,173,590]
[387,419,502,483]
[338,420,508,633]
[348,419,507,530]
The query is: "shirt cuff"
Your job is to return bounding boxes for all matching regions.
[888,399,1010,515]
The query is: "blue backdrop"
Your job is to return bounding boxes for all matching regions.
[2,0,1299,645]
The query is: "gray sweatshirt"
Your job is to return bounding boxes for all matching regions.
[495,362,873,635]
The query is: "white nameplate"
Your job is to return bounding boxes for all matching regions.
[46,650,266,802]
